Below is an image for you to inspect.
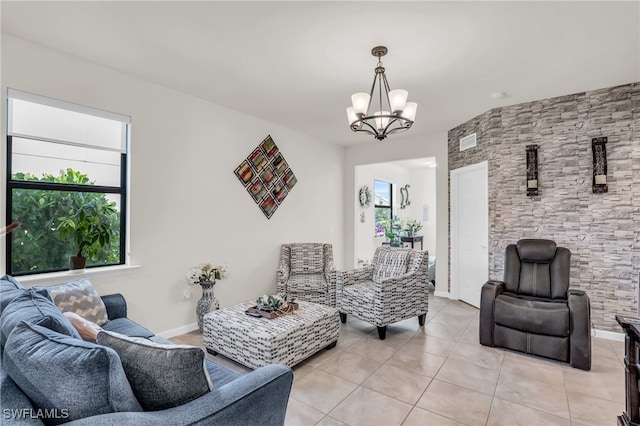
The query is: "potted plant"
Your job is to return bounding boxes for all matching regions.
[57,199,118,270]
[404,219,423,236]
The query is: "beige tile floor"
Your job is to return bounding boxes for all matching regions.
[172,294,625,426]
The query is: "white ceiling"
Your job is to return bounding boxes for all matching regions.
[2,1,639,147]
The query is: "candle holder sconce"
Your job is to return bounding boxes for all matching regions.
[526,144,539,197]
[592,137,608,194]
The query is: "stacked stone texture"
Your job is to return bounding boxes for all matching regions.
[448,82,639,332]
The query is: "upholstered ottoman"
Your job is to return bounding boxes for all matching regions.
[203,301,340,369]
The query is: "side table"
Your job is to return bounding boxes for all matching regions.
[616,314,640,426]
[401,236,423,250]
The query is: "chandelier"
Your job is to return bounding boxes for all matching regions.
[346,46,417,141]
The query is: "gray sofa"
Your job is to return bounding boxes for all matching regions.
[0,275,293,425]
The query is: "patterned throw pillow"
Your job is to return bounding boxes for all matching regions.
[96,331,212,411]
[373,249,410,283]
[43,278,109,326]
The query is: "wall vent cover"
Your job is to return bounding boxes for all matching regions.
[460,133,477,151]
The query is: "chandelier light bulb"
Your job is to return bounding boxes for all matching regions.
[351,93,370,115]
[346,107,359,126]
[374,111,390,131]
[401,102,418,122]
[388,89,408,114]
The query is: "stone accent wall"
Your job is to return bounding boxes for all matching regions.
[449,82,640,332]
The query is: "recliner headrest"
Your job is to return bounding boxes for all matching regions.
[516,239,557,262]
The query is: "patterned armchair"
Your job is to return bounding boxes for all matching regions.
[276,243,336,307]
[336,247,429,340]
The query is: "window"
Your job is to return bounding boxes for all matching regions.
[6,89,129,275]
[374,179,393,237]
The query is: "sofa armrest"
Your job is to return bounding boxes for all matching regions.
[66,364,293,426]
[479,280,504,347]
[568,289,591,371]
[101,293,127,320]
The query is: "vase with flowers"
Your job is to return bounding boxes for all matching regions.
[185,262,231,332]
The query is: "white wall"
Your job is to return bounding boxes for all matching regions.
[1,35,345,334]
[354,163,410,266]
[345,133,449,295]
[354,163,436,267]
[409,167,437,255]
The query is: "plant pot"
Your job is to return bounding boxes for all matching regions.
[69,256,87,270]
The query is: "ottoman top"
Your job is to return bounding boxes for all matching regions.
[204,301,338,338]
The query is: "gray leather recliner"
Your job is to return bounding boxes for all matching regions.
[479,239,591,370]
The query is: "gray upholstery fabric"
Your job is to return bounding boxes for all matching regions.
[1,275,26,315]
[40,278,109,325]
[4,322,142,424]
[102,318,155,338]
[479,239,591,370]
[96,331,212,411]
[0,290,80,348]
[276,243,336,307]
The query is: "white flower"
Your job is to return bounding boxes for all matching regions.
[184,262,231,285]
[218,263,231,278]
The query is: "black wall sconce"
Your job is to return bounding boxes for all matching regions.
[592,137,608,193]
[526,144,539,196]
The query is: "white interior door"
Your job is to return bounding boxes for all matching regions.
[451,161,488,308]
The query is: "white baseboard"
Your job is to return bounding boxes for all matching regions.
[594,328,624,342]
[157,322,198,339]
[433,290,452,299]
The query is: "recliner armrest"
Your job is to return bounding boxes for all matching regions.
[479,280,504,347]
[568,289,591,370]
[101,293,127,320]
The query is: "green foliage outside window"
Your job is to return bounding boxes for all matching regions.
[10,168,120,274]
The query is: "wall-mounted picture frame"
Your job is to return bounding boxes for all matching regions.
[283,168,297,190]
[260,195,278,219]
[234,135,297,219]
[273,153,288,175]
[261,136,279,158]
[260,165,276,187]
[234,160,253,186]
[272,180,289,204]
[249,147,268,171]
[248,179,266,201]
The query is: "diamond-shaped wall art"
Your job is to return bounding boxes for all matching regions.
[234,135,297,219]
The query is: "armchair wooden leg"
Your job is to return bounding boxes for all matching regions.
[339,313,347,323]
[377,326,387,340]
[418,314,426,326]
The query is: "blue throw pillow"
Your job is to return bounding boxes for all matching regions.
[0,290,80,349]
[3,321,142,424]
[0,275,26,315]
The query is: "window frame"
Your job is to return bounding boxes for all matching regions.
[374,179,394,233]
[5,90,129,276]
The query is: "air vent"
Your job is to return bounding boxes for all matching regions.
[459,133,477,151]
